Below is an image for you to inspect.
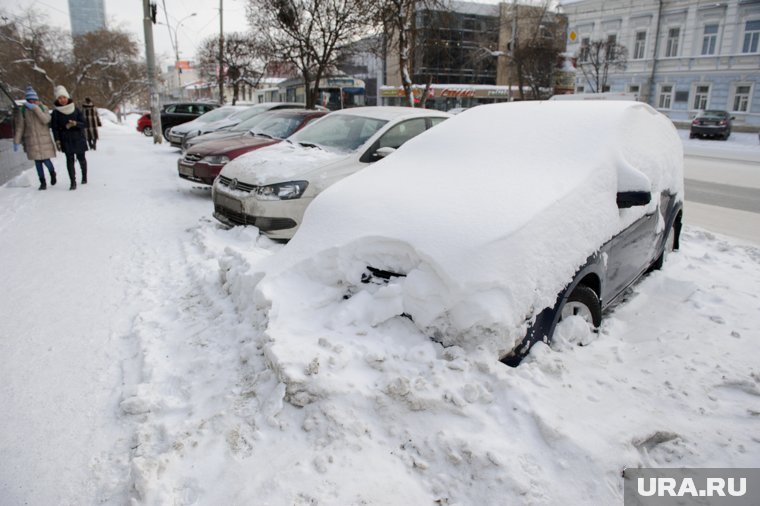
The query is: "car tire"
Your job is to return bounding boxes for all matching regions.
[164,128,172,139]
[142,126,152,137]
[559,285,602,329]
[689,132,696,139]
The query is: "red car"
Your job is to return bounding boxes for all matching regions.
[136,113,152,136]
[178,109,327,185]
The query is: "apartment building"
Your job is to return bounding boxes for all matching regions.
[563,0,760,126]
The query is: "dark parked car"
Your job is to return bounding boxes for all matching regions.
[178,109,327,185]
[160,102,219,139]
[690,110,734,140]
[265,101,684,365]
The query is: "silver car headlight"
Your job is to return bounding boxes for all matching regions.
[255,181,309,201]
[201,155,230,165]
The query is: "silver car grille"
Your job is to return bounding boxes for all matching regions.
[184,153,202,163]
[218,175,256,193]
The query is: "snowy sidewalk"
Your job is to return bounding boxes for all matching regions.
[0,123,211,504]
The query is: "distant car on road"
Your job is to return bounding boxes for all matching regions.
[690,110,733,140]
[212,106,450,240]
[160,102,219,140]
[178,109,327,185]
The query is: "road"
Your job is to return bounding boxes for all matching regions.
[683,150,760,245]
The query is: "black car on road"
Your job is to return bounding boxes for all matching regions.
[690,110,733,140]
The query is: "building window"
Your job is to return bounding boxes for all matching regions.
[731,84,752,112]
[658,85,674,109]
[701,24,718,55]
[743,20,760,53]
[692,84,710,110]
[633,31,647,59]
[579,37,590,62]
[628,84,640,97]
[666,27,680,57]
[576,85,585,93]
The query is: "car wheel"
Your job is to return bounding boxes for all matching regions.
[559,285,601,329]
[142,126,152,137]
[164,128,172,139]
[689,132,696,139]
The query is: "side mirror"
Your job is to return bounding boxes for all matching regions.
[617,191,651,208]
[374,146,396,159]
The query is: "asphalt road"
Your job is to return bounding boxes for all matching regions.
[683,151,760,245]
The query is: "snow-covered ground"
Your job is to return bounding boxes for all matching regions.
[1,118,759,505]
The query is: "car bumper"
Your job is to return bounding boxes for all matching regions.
[166,131,185,147]
[690,125,729,137]
[177,159,223,185]
[212,180,310,240]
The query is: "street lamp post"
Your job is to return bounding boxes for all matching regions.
[162,13,197,98]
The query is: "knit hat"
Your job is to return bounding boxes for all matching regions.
[54,85,70,99]
[25,85,39,101]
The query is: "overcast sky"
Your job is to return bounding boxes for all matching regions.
[8,0,250,67]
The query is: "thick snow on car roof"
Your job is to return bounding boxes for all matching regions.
[263,100,683,356]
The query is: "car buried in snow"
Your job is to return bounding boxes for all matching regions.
[261,100,684,365]
[212,106,451,239]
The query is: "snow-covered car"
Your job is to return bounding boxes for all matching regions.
[165,105,248,148]
[180,102,316,151]
[212,106,451,240]
[261,101,684,364]
[178,109,328,185]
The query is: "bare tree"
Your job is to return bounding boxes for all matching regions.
[1,10,147,109]
[0,9,68,98]
[576,38,628,93]
[247,0,374,109]
[197,32,269,105]
[501,1,566,100]
[70,29,148,110]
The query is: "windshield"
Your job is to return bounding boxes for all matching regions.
[288,114,387,152]
[196,107,240,123]
[230,112,270,132]
[227,104,274,124]
[700,110,729,118]
[251,115,307,139]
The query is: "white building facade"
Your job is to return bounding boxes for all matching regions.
[67,0,106,37]
[563,0,760,127]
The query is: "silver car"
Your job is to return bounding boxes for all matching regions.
[212,107,451,240]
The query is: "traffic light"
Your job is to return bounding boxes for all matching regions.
[150,3,157,24]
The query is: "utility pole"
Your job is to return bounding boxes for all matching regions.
[143,0,162,143]
[218,0,225,104]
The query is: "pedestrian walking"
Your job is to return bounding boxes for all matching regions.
[51,85,88,190]
[82,97,101,150]
[13,85,58,191]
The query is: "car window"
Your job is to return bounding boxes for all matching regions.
[196,107,237,123]
[252,116,303,139]
[429,117,448,128]
[174,104,191,114]
[231,113,270,132]
[376,118,427,150]
[165,105,176,113]
[289,114,388,152]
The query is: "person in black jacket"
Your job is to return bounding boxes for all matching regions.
[51,85,88,190]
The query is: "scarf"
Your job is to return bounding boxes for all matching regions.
[55,102,75,115]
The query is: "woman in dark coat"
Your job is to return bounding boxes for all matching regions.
[50,85,88,190]
[82,97,101,150]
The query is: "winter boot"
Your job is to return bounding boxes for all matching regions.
[70,181,77,190]
[67,165,76,190]
[39,179,47,190]
[81,167,88,185]
[50,170,57,186]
